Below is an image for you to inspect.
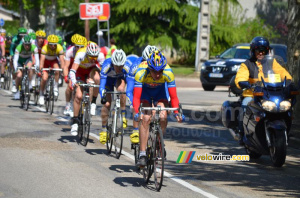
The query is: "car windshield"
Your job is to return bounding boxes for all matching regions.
[220,46,250,59]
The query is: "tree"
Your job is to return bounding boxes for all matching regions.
[287,0,300,121]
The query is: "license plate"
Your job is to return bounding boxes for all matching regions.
[209,73,223,78]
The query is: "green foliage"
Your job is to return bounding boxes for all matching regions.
[210,0,279,56]
[2,20,19,36]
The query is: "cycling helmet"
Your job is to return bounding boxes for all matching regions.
[74,36,87,46]
[86,42,100,57]
[27,29,35,34]
[36,30,46,38]
[6,33,13,40]
[29,32,36,40]
[57,35,63,45]
[111,49,126,66]
[18,27,27,35]
[250,36,270,57]
[71,34,81,44]
[147,50,167,71]
[47,34,59,44]
[22,35,32,44]
[142,45,158,60]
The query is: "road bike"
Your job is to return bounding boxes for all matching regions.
[105,91,126,159]
[18,66,33,111]
[42,68,62,115]
[76,81,100,146]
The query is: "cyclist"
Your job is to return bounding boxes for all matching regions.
[98,49,136,144]
[106,38,117,59]
[10,27,27,93]
[0,28,5,83]
[126,45,160,144]
[133,50,183,167]
[38,34,64,105]
[13,35,39,99]
[63,34,87,117]
[33,30,47,57]
[0,31,5,83]
[69,42,105,136]
[4,34,12,70]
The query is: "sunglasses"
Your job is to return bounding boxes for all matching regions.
[150,69,164,74]
[75,45,84,49]
[49,43,57,47]
[88,56,98,61]
[255,48,268,55]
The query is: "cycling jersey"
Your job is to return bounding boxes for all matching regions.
[10,35,22,56]
[0,36,4,58]
[74,47,104,69]
[13,44,39,70]
[41,44,64,60]
[133,62,179,113]
[31,39,47,55]
[99,56,138,98]
[64,46,77,72]
[4,40,11,55]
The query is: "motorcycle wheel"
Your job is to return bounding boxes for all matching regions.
[269,131,287,167]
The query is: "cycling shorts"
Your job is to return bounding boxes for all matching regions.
[140,85,168,105]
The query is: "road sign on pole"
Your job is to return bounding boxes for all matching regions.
[0,19,5,27]
[79,3,110,20]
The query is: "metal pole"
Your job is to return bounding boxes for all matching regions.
[195,12,201,72]
[85,0,90,41]
[107,20,110,48]
[97,20,100,46]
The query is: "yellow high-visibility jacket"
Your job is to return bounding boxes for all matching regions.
[235,58,292,97]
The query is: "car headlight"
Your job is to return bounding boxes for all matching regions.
[262,101,277,112]
[201,63,206,70]
[279,100,291,112]
[231,65,240,72]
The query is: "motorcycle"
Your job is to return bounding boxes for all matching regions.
[221,55,299,167]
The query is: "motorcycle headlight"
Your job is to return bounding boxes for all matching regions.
[231,65,240,72]
[201,63,206,70]
[262,101,277,112]
[279,100,291,112]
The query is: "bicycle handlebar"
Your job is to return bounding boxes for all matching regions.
[106,91,127,95]
[42,68,62,71]
[78,83,100,88]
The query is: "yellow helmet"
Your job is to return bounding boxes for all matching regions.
[47,34,59,44]
[74,36,87,46]
[36,30,46,38]
[71,34,81,44]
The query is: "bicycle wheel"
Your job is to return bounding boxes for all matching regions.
[34,77,40,105]
[81,100,91,146]
[153,126,165,191]
[106,124,113,154]
[143,142,154,183]
[49,85,54,115]
[4,66,11,90]
[24,77,30,111]
[77,105,84,143]
[114,109,124,159]
[134,144,140,165]
[20,80,25,108]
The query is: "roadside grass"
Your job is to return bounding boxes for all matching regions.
[170,64,195,76]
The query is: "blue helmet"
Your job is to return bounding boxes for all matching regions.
[250,36,270,57]
[147,50,167,71]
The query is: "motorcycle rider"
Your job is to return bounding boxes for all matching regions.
[234,36,292,145]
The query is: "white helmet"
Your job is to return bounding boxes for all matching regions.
[111,49,126,66]
[86,42,100,56]
[142,45,158,60]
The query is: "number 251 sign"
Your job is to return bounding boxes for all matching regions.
[79,3,110,21]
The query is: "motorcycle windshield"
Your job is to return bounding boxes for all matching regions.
[258,55,287,88]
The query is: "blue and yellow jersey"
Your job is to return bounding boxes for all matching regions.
[134,62,176,89]
[99,56,138,98]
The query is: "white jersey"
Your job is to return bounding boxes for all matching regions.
[74,47,105,69]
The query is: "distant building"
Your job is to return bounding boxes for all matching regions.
[0,6,20,21]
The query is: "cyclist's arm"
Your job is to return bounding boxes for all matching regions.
[63,60,70,77]
[34,52,39,69]
[133,86,142,114]
[99,73,107,98]
[0,43,4,57]
[9,42,15,57]
[13,50,19,71]
[39,54,45,70]
[126,75,134,107]
[58,54,64,70]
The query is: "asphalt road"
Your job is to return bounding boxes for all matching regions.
[0,77,299,198]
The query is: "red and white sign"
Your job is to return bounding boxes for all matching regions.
[79,3,110,21]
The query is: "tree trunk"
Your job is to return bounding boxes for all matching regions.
[45,0,57,35]
[287,0,300,120]
[25,0,41,30]
[19,0,25,27]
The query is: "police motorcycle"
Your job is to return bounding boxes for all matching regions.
[221,55,299,167]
